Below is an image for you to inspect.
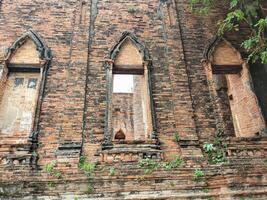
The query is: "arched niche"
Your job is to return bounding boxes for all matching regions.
[203,37,265,137]
[103,32,157,147]
[0,30,51,153]
[114,130,126,140]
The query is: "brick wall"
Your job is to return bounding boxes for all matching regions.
[0,0,266,199]
[82,0,198,159]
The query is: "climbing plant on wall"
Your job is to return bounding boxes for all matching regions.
[189,0,267,64]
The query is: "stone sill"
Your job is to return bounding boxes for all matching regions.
[111,139,158,145]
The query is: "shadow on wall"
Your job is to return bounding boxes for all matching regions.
[250,63,267,124]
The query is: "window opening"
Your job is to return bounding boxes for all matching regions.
[113,74,133,93]
[204,38,265,137]
[104,33,156,145]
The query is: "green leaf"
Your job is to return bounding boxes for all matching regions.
[203,143,215,152]
[44,160,57,173]
[260,51,267,64]
[255,18,267,33]
[55,171,62,179]
[230,0,238,9]
[194,169,205,178]
[173,132,180,143]
[241,37,259,51]
[109,167,116,176]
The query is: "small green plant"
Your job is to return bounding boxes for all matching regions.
[207,198,215,200]
[202,137,228,164]
[138,158,160,174]
[138,156,183,174]
[78,155,86,167]
[31,151,38,157]
[78,155,97,195]
[170,182,175,187]
[137,175,146,182]
[54,171,62,179]
[128,6,140,14]
[44,160,63,183]
[194,169,205,179]
[203,143,215,152]
[264,158,267,166]
[82,162,96,174]
[239,196,252,200]
[47,181,55,188]
[162,156,183,170]
[202,188,210,193]
[109,167,116,176]
[78,156,97,176]
[173,132,180,143]
[74,197,79,200]
[86,183,94,194]
[44,160,57,173]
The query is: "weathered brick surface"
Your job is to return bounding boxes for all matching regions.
[112,93,134,140]
[9,39,40,64]
[0,0,266,199]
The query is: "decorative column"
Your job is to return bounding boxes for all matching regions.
[145,60,158,140]
[102,59,114,149]
[0,62,8,107]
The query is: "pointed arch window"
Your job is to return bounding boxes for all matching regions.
[0,30,51,152]
[103,32,157,147]
[203,38,265,137]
